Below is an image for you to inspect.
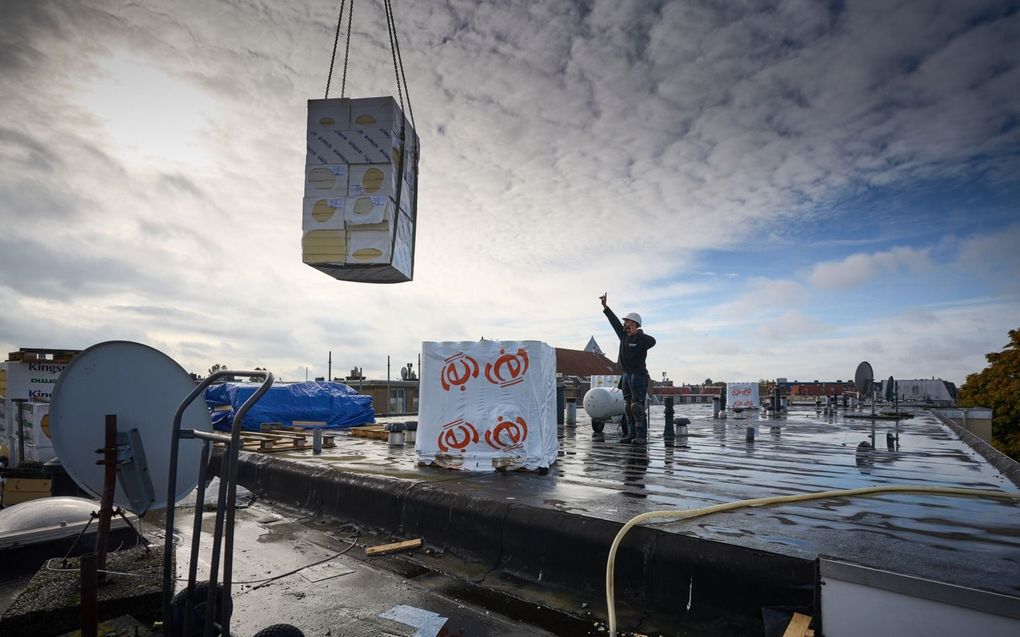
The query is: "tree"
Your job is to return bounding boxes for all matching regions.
[209,363,227,376]
[958,328,1020,461]
[703,378,713,386]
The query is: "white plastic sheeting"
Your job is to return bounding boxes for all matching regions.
[726,381,760,410]
[417,341,557,472]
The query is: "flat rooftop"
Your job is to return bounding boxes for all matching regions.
[267,403,1020,597]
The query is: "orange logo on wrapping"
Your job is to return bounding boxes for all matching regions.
[484,348,530,388]
[437,419,479,452]
[440,353,479,392]
[485,416,528,451]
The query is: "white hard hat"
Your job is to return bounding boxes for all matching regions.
[623,312,642,327]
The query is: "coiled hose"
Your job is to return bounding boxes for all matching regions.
[606,485,1020,636]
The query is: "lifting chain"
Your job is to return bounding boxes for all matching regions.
[323,0,414,129]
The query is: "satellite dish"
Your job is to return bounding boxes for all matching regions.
[50,341,212,513]
[884,376,895,402]
[400,366,409,380]
[854,361,874,395]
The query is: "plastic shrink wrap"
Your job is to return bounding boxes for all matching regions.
[417,341,557,472]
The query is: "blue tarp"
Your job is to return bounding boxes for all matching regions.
[205,381,375,432]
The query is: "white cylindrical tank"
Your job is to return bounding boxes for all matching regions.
[583,386,626,420]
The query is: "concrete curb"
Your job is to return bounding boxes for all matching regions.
[228,452,814,618]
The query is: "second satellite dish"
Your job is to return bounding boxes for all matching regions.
[854,361,874,396]
[50,341,212,513]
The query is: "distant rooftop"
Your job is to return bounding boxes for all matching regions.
[555,347,620,376]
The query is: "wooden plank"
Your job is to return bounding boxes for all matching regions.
[782,613,812,637]
[365,538,422,556]
[259,431,307,441]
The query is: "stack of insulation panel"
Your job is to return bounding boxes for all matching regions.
[302,96,419,283]
[416,340,558,472]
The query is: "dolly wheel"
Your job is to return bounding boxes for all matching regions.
[591,419,605,433]
[169,582,233,637]
[253,625,305,637]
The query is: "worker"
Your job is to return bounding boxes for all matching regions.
[599,293,656,444]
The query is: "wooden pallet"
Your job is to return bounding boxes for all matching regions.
[349,425,389,441]
[231,430,336,453]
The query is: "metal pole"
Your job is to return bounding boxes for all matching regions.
[328,351,332,382]
[663,396,675,439]
[387,356,391,415]
[96,414,118,577]
[15,400,26,467]
[80,552,98,637]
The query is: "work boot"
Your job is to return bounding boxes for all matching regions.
[633,422,648,445]
[619,420,634,444]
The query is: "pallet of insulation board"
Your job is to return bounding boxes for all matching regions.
[6,351,76,363]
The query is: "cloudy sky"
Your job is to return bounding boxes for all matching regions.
[1,0,1018,387]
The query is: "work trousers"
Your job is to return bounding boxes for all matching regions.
[621,371,649,439]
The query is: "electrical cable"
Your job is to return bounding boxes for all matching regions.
[44,534,360,586]
[247,532,359,589]
[605,485,1020,636]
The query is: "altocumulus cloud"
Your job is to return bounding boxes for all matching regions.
[807,247,933,290]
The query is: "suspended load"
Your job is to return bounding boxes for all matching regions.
[303,97,419,282]
[302,0,420,283]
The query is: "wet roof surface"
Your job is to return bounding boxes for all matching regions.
[271,405,1020,596]
[160,504,558,637]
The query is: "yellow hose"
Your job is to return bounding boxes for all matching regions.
[606,485,1020,636]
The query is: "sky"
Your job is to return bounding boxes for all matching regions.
[1,0,1018,387]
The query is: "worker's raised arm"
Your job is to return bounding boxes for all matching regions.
[602,304,625,340]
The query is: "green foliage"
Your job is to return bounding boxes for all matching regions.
[958,328,1020,461]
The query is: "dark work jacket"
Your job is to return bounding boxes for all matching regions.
[604,307,656,375]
